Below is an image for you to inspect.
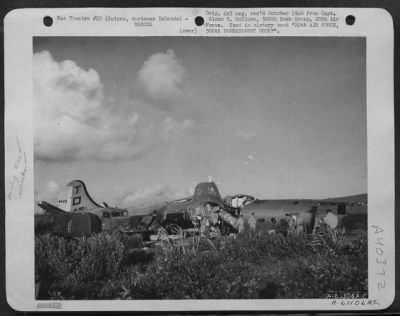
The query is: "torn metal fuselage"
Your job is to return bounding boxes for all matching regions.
[124,182,241,241]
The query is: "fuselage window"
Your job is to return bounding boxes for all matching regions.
[270,217,277,224]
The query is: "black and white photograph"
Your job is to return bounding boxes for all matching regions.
[33,36,368,300]
[4,7,395,312]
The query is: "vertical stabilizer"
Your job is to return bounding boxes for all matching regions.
[56,180,102,212]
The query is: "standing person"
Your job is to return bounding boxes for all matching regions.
[295,215,305,235]
[248,212,257,234]
[288,214,297,235]
[324,209,339,242]
[210,210,219,226]
[200,216,210,237]
[148,210,160,233]
[151,210,157,223]
[312,213,322,234]
[236,214,245,234]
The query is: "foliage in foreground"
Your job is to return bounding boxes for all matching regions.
[35,230,368,300]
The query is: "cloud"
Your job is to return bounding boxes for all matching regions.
[34,51,192,163]
[162,117,194,140]
[137,49,185,102]
[34,51,103,120]
[120,183,192,208]
[236,129,257,141]
[36,180,61,204]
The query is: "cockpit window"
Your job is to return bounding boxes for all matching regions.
[103,212,110,218]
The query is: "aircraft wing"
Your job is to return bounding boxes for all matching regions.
[37,201,67,215]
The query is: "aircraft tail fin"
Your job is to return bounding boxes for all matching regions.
[192,182,224,207]
[56,180,102,212]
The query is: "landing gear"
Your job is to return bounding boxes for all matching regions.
[165,223,184,237]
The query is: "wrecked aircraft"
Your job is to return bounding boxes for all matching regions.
[36,179,366,239]
[225,194,367,234]
[123,181,240,237]
[36,180,131,235]
[36,180,241,238]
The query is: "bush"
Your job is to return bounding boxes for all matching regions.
[36,229,368,300]
[36,233,125,299]
[122,233,367,300]
[221,233,314,264]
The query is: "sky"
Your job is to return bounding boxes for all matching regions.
[33,36,366,209]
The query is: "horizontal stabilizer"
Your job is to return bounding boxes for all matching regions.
[37,201,67,215]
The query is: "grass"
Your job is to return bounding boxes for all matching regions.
[35,226,368,300]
